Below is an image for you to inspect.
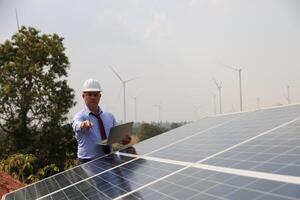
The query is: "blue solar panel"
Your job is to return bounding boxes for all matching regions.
[144,105,300,162]
[129,167,299,200]
[3,104,300,200]
[203,118,300,177]
[3,154,135,200]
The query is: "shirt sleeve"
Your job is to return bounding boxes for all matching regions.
[112,115,117,126]
[72,112,84,133]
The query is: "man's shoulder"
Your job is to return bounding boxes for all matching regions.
[74,108,89,118]
[101,111,115,118]
[101,111,116,123]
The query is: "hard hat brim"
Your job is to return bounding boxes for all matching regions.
[82,88,102,92]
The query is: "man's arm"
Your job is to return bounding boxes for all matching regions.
[72,113,93,134]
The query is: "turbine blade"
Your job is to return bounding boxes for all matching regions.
[125,77,139,83]
[108,66,123,82]
[223,64,238,71]
[213,78,221,88]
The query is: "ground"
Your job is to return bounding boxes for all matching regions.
[0,172,25,199]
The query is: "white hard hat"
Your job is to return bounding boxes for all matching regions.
[82,78,103,92]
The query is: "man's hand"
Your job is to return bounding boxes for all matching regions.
[121,135,131,145]
[80,120,93,129]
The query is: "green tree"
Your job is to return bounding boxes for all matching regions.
[0,26,76,154]
[35,123,77,169]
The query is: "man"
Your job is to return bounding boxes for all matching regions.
[72,78,130,164]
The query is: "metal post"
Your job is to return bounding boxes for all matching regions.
[134,97,137,122]
[218,87,222,114]
[287,85,291,104]
[239,69,243,111]
[213,94,216,115]
[123,82,126,122]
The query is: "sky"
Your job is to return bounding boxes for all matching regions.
[1,0,300,123]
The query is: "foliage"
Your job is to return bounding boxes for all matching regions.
[63,158,78,170]
[0,26,77,183]
[0,154,38,183]
[0,154,61,183]
[0,132,10,160]
[34,123,77,169]
[136,123,168,141]
[0,26,76,153]
[28,164,60,183]
[170,122,183,129]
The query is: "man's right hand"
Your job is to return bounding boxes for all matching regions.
[80,120,93,129]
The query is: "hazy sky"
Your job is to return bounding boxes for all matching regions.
[1,0,300,122]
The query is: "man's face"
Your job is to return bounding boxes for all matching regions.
[82,92,101,110]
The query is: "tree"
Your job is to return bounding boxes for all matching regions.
[0,26,76,153]
[35,123,77,168]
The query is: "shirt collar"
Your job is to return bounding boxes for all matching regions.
[84,105,103,115]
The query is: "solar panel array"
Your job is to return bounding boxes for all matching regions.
[3,104,300,200]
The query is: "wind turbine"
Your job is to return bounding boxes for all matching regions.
[109,66,137,122]
[223,64,244,112]
[213,78,222,114]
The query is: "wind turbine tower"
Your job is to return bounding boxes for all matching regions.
[224,64,244,112]
[213,79,223,114]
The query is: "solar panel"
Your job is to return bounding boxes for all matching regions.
[2,104,300,200]
[38,158,183,200]
[127,113,247,155]
[3,154,135,200]
[145,105,300,162]
[129,167,300,200]
[203,119,300,176]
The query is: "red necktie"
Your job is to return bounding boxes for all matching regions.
[90,113,107,141]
